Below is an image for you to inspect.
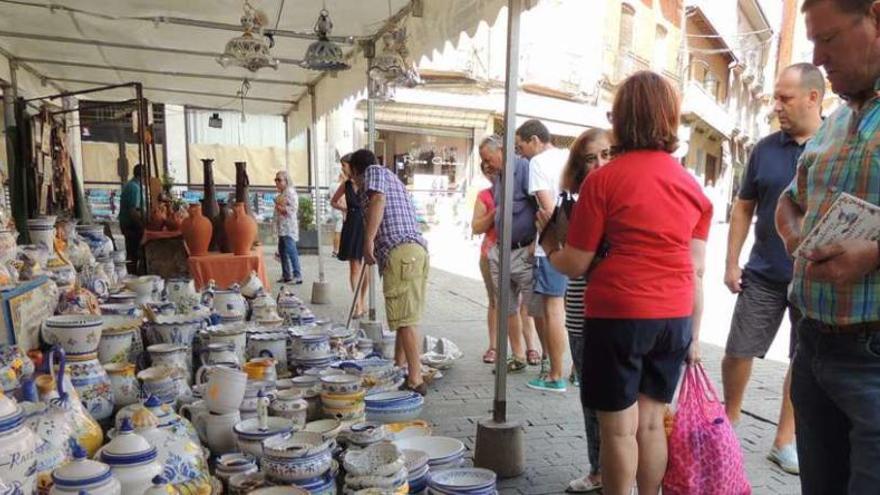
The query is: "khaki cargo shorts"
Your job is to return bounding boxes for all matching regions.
[382,243,429,331]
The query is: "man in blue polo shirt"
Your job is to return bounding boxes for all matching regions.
[722,63,824,475]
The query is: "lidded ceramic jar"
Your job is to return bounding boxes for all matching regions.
[99,418,163,494]
[0,390,37,493]
[50,441,120,495]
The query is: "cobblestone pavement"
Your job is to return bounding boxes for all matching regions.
[266,236,801,494]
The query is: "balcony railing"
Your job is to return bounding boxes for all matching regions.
[616,51,650,83]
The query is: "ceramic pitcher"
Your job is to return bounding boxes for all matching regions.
[103,362,139,408]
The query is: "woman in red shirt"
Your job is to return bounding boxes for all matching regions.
[542,71,711,495]
[472,161,499,363]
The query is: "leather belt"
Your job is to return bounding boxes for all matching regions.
[815,321,880,335]
[512,237,534,250]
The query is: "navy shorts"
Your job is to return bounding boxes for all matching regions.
[581,317,692,412]
[533,255,568,297]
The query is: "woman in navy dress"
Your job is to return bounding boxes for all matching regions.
[331,153,369,317]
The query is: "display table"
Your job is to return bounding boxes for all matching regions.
[187,246,270,291]
[141,229,182,244]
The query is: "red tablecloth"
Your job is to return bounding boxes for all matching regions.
[187,246,271,291]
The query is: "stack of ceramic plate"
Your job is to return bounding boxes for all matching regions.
[337,358,404,392]
[365,391,424,424]
[404,449,430,494]
[320,374,366,423]
[427,468,497,495]
[394,437,466,472]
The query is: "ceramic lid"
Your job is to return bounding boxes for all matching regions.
[100,418,158,466]
[233,417,294,439]
[52,441,114,488]
[0,391,24,434]
[115,396,162,431]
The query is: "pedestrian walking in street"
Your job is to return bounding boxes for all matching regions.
[722,62,825,476]
[274,170,303,285]
[119,163,145,275]
[516,119,571,393]
[478,135,543,374]
[332,153,369,318]
[542,71,711,495]
[775,1,880,492]
[559,128,612,493]
[349,149,430,396]
[472,160,499,364]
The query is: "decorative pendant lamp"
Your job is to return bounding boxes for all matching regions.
[300,9,351,71]
[368,26,421,99]
[217,0,279,72]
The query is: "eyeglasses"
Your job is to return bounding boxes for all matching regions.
[274,178,283,182]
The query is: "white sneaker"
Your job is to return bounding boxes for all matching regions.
[768,443,799,475]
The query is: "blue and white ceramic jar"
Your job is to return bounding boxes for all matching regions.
[49,441,120,495]
[98,419,163,494]
[0,391,37,494]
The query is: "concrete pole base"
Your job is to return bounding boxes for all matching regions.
[310,281,331,304]
[359,319,384,343]
[474,418,525,478]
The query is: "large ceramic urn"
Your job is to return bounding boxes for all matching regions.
[211,200,232,253]
[182,204,212,256]
[225,202,257,256]
[200,159,219,219]
[0,389,38,493]
[234,161,252,215]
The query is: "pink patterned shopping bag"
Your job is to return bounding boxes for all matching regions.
[663,363,751,495]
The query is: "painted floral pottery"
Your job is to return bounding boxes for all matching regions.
[115,396,199,444]
[343,442,405,478]
[260,431,333,483]
[136,367,176,406]
[320,390,366,409]
[22,394,76,493]
[47,262,76,289]
[143,314,203,347]
[302,418,343,441]
[0,345,35,394]
[76,262,111,300]
[97,419,162,494]
[66,352,114,421]
[106,291,136,305]
[203,322,248,364]
[364,391,424,424]
[320,374,362,395]
[0,391,37,493]
[269,389,308,428]
[199,341,239,369]
[49,441,120,495]
[54,287,100,316]
[98,316,139,365]
[341,421,388,447]
[182,204,212,257]
[103,363,138,408]
[123,277,154,305]
[212,287,247,320]
[26,216,56,257]
[147,343,190,379]
[42,315,103,357]
[98,303,140,317]
[166,277,197,305]
[239,270,263,298]
[225,202,257,256]
[214,453,257,492]
[75,224,113,260]
[233,395,293,459]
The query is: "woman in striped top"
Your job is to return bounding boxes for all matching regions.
[562,128,611,493]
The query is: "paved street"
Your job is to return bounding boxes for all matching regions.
[266,219,800,494]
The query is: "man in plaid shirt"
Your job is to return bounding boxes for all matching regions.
[349,149,429,396]
[775,1,880,492]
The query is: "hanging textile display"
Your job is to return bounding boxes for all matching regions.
[29,107,75,215]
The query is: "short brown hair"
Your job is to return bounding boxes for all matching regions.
[802,0,873,14]
[611,71,680,154]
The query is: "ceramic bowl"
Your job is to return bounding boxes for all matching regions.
[303,418,342,440]
[344,421,388,446]
[320,374,362,394]
[261,432,333,483]
[320,390,365,409]
[343,442,405,477]
[248,487,309,495]
[290,375,319,392]
[323,401,366,422]
[403,448,430,474]
[233,417,295,458]
[41,314,104,356]
[428,468,497,493]
[393,436,465,465]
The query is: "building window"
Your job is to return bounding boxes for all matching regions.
[653,25,668,72]
[619,4,636,54]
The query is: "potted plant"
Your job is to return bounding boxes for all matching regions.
[297,195,318,253]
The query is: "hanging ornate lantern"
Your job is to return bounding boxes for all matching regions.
[300,9,351,72]
[368,26,421,100]
[217,1,279,72]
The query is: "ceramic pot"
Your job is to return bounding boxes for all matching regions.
[23,394,76,492]
[260,432,333,484]
[113,261,128,284]
[98,256,116,288]
[182,204,212,257]
[97,418,162,494]
[48,262,76,289]
[200,159,219,219]
[166,277,197,305]
[98,316,139,365]
[26,216,56,256]
[269,389,308,428]
[55,286,100,316]
[234,403,293,459]
[136,367,176,406]
[248,333,289,375]
[114,396,199,444]
[49,441,120,495]
[199,342,239,369]
[123,277,155,305]
[143,314,203,347]
[211,201,231,253]
[0,391,38,493]
[131,421,209,488]
[66,352,114,421]
[212,287,247,319]
[42,315,103,357]
[250,293,279,321]
[239,270,263,299]
[75,224,113,260]
[214,453,258,492]
[225,202,257,256]
[103,363,138,408]
[291,334,331,360]
[242,358,277,384]
[204,367,247,415]
[147,343,190,380]
[193,410,240,455]
[193,363,238,387]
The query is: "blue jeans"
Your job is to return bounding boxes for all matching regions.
[278,235,301,281]
[792,318,880,494]
[569,332,600,475]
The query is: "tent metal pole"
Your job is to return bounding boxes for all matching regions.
[366,97,378,321]
[492,0,523,425]
[309,85,325,283]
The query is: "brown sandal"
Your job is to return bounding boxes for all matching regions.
[482,348,497,364]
